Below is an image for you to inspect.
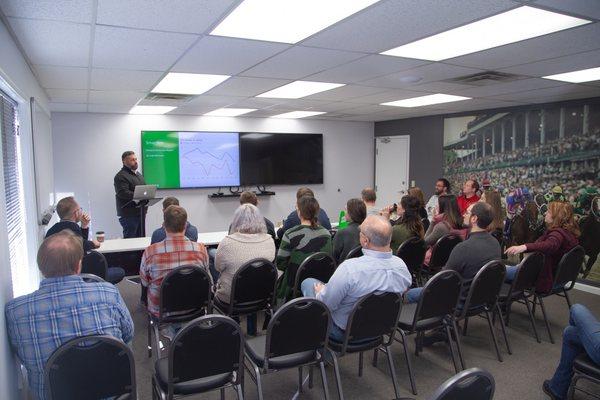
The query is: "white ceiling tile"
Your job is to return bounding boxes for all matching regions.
[274,98,333,110]
[448,23,600,69]
[433,98,525,112]
[341,104,393,114]
[226,97,286,109]
[96,0,236,34]
[486,84,600,102]
[241,109,287,118]
[91,68,164,90]
[346,88,432,104]
[304,55,427,84]
[304,85,387,101]
[0,0,94,23]
[93,25,197,70]
[206,77,291,97]
[532,0,600,19]
[34,65,88,89]
[168,104,220,115]
[49,103,88,112]
[453,78,565,97]
[184,95,245,108]
[88,104,134,113]
[88,90,145,105]
[241,46,365,80]
[408,81,475,93]
[172,36,289,75]
[7,18,90,67]
[302,0,516,53]
[46,89,88,103]
[499,48,600,77]
[359,63,484,88]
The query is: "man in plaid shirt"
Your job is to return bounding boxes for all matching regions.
[5,231,133,400]
[140,205,209,317]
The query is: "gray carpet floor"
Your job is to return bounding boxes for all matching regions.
[118,278,600,400]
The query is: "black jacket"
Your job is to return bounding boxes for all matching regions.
[46,220,95,252]
[114,166,146,217]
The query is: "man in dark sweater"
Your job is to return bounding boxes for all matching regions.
[114,151,146,238]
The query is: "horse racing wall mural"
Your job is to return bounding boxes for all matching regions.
[443,100,600,286]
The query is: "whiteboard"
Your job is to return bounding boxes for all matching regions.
[375,135,410,207]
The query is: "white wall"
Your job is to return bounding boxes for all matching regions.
[52,112,374,238]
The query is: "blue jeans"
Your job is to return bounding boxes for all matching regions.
[301,278,345,342]
[548,304,600,398]
[406,287,423,304]
[119,216,142,238]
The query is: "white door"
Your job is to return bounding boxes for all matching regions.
[375,136,410,207]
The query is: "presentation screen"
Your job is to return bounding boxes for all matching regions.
[141,131,240,189]
[240,133,323,185]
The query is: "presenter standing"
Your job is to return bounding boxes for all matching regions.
[114,151,146,238]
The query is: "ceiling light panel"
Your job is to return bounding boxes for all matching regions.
[211,0,379,44]
[382,6,590,61]
[381,94,470,107]
[204,108,257,116]
[257,81,345,98]
[543,66,600,83]
[129,106,176,114]
[151,72,230,95]
[271,111,326,118]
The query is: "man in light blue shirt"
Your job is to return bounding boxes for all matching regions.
[302,215,412,341]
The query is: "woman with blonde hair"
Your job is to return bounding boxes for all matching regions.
[480,190,505,234]
[408,187,428,220]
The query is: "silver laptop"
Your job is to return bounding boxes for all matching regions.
[133,184,157,200]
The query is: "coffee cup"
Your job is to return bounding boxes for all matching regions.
[96,231,105,242]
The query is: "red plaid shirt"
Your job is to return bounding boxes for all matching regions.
[140,234,209,316]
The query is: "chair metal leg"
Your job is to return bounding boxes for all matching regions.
[564,289,572,309]
[537,295,555,344]
[372,348,378,367]
[153,322,161,358]
[496,303,512,355]
[330,351,345,400]
[462,317,469,336]
[147,319,153,358]
[308,365,314,389]
[524,297,541,343]
[298,366,303,393]
[319,361,330,400]
[358,352,364,377]
[398,329,417,395]
[220,387,225,400]
[485,310,503,362]
[444,322,460,374]
[253,364,264,400]
[450,318,466,371]
[384,346,402,400]
[235,384,244,400]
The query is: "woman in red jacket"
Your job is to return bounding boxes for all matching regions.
[505,201,580,293]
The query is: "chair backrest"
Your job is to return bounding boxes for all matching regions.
[345,245,363,261]
[159,265,212,320]
[340,292,402,355]
[413,270,462,329]
[429,234,463,270]
[553,246,585,290]
[397,237,426,276]
[460,261,506,318]
[168,315,243,396]
[422,217,430,233]
[511,252,544,294]
[81,251,108,280]
[229,258,277,313]
[429,367,495,400]
[44,335,136,400]
[80,273,105,283]
[293,252,337,297]
[264,298,330,369]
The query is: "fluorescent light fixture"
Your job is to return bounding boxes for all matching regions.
[381,94,470,108]
[271,111,326,119]
[151,72,230,95]
[129,105,176,114]
[543,66,600,83]
[204,108,257,117]
[211,0,379,44]
[382,6,590,61]
[257,81,345,99]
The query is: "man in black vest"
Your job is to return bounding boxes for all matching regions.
[114,151,146,238]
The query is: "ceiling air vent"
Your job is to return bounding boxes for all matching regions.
[140,92,196,106]
[446,71,523,86]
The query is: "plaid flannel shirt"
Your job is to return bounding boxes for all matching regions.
[5,275,134,400]
[140,234,209,316]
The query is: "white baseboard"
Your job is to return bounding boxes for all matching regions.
[574,282,600,296]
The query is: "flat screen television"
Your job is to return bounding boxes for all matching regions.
[240,133,323,185]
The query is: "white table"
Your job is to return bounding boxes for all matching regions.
[97,230,229,254]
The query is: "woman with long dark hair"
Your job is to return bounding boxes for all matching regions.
[390,195,424,253]
[424,194,466,246]
[333,198,367,263]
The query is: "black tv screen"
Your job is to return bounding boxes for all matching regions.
[240,133,323,185]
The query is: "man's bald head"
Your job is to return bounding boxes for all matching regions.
[37,230,83,278]
[360,215,393,248]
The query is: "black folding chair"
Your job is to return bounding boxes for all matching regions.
[497,252,544,343]
[292,252,337,298]
[421,218,430,233]
[328,292,403,400]
[568,353,600,400]
[82,250,108,280]
[429,367,495,400]
[213,258,278,331]
[422,234,462,280]
[344,245,363,261]
[44,335,136,400]
[397,237,426,287]
[80,273,105,283]
[397,270,464,395]
[456,261,511,363]
[244,298,331,400]
[152,315,244,400]
[533,246,586,344]
[147,265,212,358]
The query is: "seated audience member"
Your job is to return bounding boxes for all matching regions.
[151,196,198,244]
[406,202,500,303]
[505,201,579,293]
[276,196,332,300]
[235,191,276,240]
[481,190,505,238]
[458,179,480,215]
[5,231,134,400]
[425,194,466,247]
[408,187,428,220]
[361,187,380,216]
[426,178,451,221]
[140,205,209,318]
[301,215,412,341]
[543,304,600,400]
[386,195,425,254]
[333,198,367,263]
[277,187,332,238]
[46,196,125,284]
